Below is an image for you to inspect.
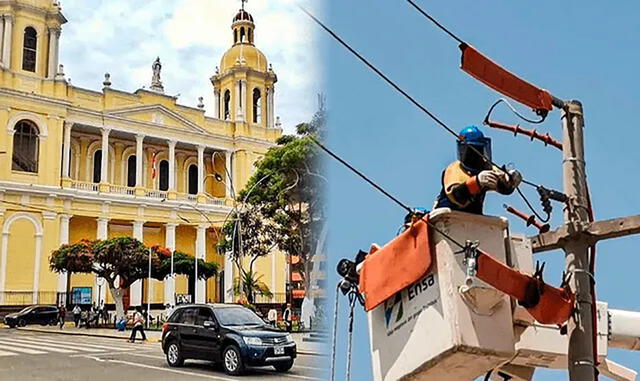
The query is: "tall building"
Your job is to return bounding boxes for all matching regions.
[0,0,287,308]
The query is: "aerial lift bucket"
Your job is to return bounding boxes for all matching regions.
[365,208,516,381]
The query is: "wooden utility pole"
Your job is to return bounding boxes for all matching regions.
[561,100,596,381]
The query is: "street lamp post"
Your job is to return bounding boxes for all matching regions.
[147,248,152,328]
[96,277,104,307]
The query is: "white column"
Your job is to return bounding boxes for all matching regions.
[47,28,60,78]
[2,16,12,69]
[164,223,177,305]
[100,128,110,183]
[225,151,233,198]
[266,87,273,127]
[197,145,204,194]
[130,220,144,307]
[57,214,70,295]
[62,122,72,178]
[214,89,220,119]
[269,87,275,128]
[168,140,176,191]
[0,17,5,67]
[95,217,109,305]
[135,134,144,188]
[195,224,206,303]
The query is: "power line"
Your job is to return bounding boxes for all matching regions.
[298,5,543,192]
[310,136,465,249]
[406,0,465,44]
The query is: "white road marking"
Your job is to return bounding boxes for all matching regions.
[0,350,17,357]
[19,336,132,351]
[4,338,109,352]
[0,345,45,355]
[0,339,76,353]
[71,351,165,360]
[86,358,238,381]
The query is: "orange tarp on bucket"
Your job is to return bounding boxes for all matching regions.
[476,251,574,325]
[359,218,432,312]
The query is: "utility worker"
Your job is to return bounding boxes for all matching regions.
[435,126,522,214]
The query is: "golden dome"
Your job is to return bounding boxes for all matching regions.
[220,43,268,73]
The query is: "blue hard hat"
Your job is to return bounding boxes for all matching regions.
[457,125,492,173]
[458,125,488,145]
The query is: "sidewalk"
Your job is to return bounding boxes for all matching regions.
[14,324,325,355]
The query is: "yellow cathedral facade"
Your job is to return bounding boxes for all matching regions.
[0,0,288,309]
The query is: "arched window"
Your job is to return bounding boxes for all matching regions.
[93,150,102,183]
[252,88,262,123]
[240,27,246,43]
[223,90,231,120]
[12,120,39,173]
[159,160,169,191]
[127,155,136,187]
[234,29,238,44]
[248,28,253,44]
[187,164,198,195]
[22,27,37,72]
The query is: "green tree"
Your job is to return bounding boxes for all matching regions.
[218,204,278,302]
[50,239,219,321]
[150,246,219,281]
[219,101,326,305]
[233,269,273,304]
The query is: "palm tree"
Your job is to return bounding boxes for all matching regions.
[233,269,272,304]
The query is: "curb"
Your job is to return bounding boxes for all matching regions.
[16,327,326,356]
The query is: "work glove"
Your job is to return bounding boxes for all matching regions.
[476,170,500,191]
[507,169,522,188]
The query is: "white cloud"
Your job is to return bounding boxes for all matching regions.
[58,0,322,133]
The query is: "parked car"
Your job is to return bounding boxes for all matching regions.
[162,303,296,375]
[4,305,59,328]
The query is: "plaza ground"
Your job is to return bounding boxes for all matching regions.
[0,327,327,380]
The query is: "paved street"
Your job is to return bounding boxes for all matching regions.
[0,328,327,380]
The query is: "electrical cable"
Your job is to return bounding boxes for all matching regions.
[299,6,556,225]
[299,7,519,178]
[346,289,357,381]
[406,0,465,44]
[310,136,465,250]
[516,187,550,223]
[484,98,547,125]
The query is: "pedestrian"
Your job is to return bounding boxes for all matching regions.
[164,303,174,322]
[267,308,277,327]
[128,307,147,343]
[58,304,66,329]
[80,309,88,328]
[72,305,81,327]
[283,303,293,332]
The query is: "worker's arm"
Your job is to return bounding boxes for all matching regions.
[443,164,498,207]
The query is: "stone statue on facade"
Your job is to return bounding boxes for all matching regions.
[150,57,164,93]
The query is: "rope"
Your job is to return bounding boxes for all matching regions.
[329,282,341,381]
[346,290,358,381]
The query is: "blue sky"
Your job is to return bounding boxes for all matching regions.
[323,1,640,380]
[58,0,321,132]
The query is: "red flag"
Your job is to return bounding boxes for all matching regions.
[151,152,158,179]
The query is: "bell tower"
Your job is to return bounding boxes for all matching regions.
[210,2,277,128]
[0,0,67,78]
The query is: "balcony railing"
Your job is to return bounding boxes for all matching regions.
[145,190,167,199]
[0,291,62,306]
[110,184,136,196]
[70,180,99,192]
[66,181,226,204]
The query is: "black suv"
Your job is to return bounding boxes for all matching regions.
[161,304,296,375]
[4,305,58,328]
